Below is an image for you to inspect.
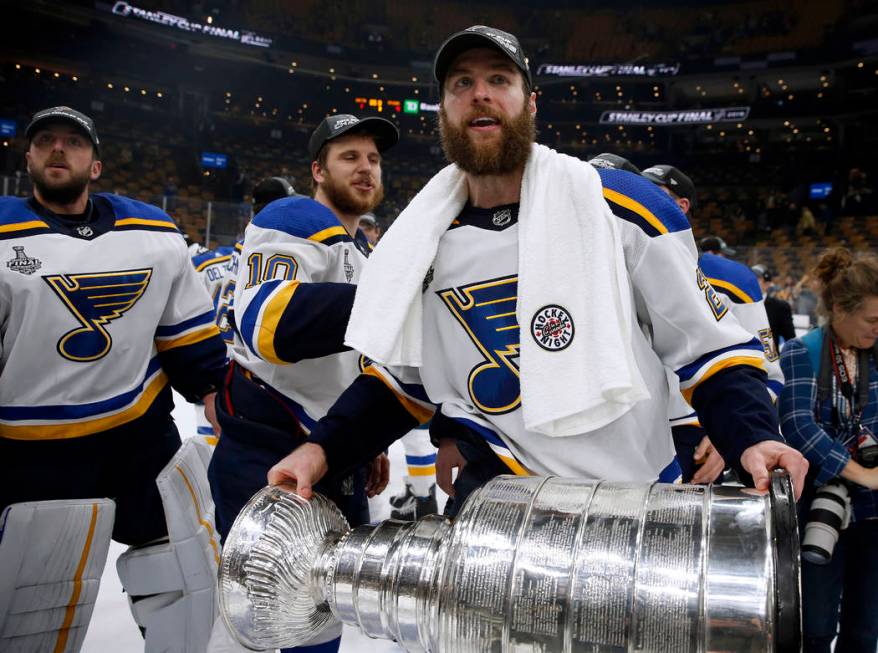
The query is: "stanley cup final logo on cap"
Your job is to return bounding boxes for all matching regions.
[468,25,517,53]
[331,116,359,132]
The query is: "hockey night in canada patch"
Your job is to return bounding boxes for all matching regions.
[531,304,574,351]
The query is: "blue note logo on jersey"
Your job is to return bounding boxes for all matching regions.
[44,268,153,362]
[438,275,521,414]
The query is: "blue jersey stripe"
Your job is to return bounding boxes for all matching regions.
[451,416,506,448]
[0,357,162,421]
[156,310,216,337]
[405,453,437,465]
[676,338,764,382]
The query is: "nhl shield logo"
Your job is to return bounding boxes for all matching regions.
[531,304,574,351]
[75,224,94,238]
[6,246,42,275]
[492,208,512,227]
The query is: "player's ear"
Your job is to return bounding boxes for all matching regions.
[90,159,102,182]
[311,160,325,185]
[528,91,537,117]
[24,150,32,174]
[678,197,690,215]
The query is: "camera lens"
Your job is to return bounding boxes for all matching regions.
[801,482,849,565]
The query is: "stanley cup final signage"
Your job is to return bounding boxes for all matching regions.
[536,63,680,77]
[219,474,801,652]
[600,106,751,125]
[109,2,273,48]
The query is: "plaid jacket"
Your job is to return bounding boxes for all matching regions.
[779,329,878,521]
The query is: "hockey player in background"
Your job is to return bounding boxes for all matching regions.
[0,106,228,643]
[640,163,786,482]
[265,26,808,512]
[207,113,399,653]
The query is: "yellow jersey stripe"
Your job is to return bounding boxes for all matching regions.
[203,435,219,446]
[0,219,50,233]
[496,452,530,476]
[308,225,348,243]
[196,254,232,272]
[175,465,221,566]
[681,355,766,404]
[408,466,436,476]
[602,188,669,235]
[53,502,99,653]
[0,372,168,440]
[155,324,220,352]
[257,281,299,364]
[115,217,177,229]
[363,367,433,424]
[706,277,755,303]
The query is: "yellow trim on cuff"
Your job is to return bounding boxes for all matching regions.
[602,188,669,235]
[0,372,168,440]
[256,281,299,364]
[155,324,221,352]
[363,366,434,424]
[681,355,766,404]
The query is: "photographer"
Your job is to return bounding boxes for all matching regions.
[779,247,878,653]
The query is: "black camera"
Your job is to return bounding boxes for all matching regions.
[855,444,878,469]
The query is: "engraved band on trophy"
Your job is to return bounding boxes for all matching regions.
[219,473,801,652]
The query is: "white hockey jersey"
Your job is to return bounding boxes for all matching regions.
[231,196,370,431]
[368,169,767,481]
[667,252,784,427]
[0,194,225,440]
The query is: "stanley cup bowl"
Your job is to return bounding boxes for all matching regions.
[217,484,350,650]
[218,473,801,653]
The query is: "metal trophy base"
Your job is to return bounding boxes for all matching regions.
[219,473,800,652]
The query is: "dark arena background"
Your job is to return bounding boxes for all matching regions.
[1,1,877,650]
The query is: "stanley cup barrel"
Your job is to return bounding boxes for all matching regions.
[219,474,801,652]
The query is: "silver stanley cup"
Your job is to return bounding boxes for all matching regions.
[219,473,801,652]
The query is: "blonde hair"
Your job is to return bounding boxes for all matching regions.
[813,247,878,317]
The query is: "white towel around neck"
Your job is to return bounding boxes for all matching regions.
[345,143,649,436]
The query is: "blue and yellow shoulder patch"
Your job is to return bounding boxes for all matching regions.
[0,197,52,240]
[252,196,351,246]
[101,193,179,234]
[597,168,690,238]
[699,252,762,304]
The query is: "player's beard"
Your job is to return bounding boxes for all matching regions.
[319,168,384,216]
[439,98,534,176]
[30,161,92,206]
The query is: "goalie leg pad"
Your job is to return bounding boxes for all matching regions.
[117,437,221,653]
[0,498,115,653]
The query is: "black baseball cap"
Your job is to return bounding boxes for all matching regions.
[434,25,532,90]
[588,153,641,175]
[642,164,696,206]
[308,114,399,161]
[25,106,100,154]
[252,176,295,212]
[700,236,736,257]
[751,264,772,281]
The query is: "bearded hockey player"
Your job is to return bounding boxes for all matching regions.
[0,106,228,650]
[207,114,399,653]
[265,26,808,512]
